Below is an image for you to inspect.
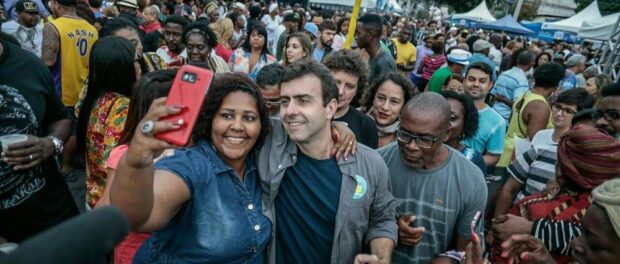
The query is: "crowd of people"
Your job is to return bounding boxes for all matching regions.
[1,0,620,263]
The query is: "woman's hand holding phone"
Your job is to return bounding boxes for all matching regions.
[125,98,184,169]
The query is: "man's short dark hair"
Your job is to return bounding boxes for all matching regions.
[427,20,437,26]
[516,50,535,66]
[533,62,565,89]
[323,49,368,102]
[465,62,493,79]
[601,82,620,98]
[88,0,102,8]
[164,15,190,28]
[256,63,285,88]
[280,61,338,107]
[556,88,594,112]
[358,14,383,37]
[318,19,336,32]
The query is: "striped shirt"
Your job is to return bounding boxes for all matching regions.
[532,219,582,256]
[508,143,558,201]
[421,55,446,80]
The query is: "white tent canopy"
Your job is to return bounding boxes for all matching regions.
[578,12,620,40]
[542,0,602,33]
[451,1,496,22]
[309,0,376,9]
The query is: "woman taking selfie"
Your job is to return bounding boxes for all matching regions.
[110,74,271,263]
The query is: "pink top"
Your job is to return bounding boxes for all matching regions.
[421,55,447,80]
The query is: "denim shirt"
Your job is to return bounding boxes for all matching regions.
[133,140,272,264]
[258,119,398,264]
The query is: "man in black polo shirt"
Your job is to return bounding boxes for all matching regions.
[324,49,378,148]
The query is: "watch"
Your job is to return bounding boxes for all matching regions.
[47,136,64,155]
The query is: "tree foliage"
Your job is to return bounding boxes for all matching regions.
[437,0,494,14]
[577,0,620,15]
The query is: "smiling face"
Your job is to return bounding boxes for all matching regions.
[186,33,210,63]
[595,95,620,139]
[285,37,306,64]
[280,74,336,144]
[211,91,261,166]
[464,68,493,101]
[372,80,406,126]
[570,204,620,264]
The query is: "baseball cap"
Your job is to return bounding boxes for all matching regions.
[15,0,40,13]
[447,49,471,65]
[473,39,493,52]
[282,12,300,22]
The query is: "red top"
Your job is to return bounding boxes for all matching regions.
[421,55,446,80]
[140,22,162,34]
[215,43,233,63]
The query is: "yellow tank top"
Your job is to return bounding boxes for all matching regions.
[49,17,98,107]
[498,92,553,167]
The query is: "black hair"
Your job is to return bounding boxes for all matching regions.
[443,74,464,86]
[99,17,138,37]
[556,88,594,112]
[601,82,620,97]
[164,14,190,28]
[88,0,102,8]
[77,36,136,152]
[119,69,178,144]
[182,21,217,48]
[533,62,565,89]
[192,73,270,152]
[440,90,479,140]
[516,50,535,66]
[256,63,285,88]
[427,20,437,26]
[242,24,269,56]
[336,17,350,35]
[430,40,444,54]
[534,52,552,69]
[465,62,493,79]
[76,2,95,25]
[228,12,240,25]
[323,49,368,106]
[358,13,382,38]
[249,3,261,19]
[163,2,175,15]
[280,60,338,107]
[360,72,418,111]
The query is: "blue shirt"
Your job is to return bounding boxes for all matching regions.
[463,106,506,155]
[312,47,326,63]
[461,146,487,175]
[559,70,577,91]
[467,53,497,81]
[275,149,342,264]
[134,140,271,264]
[491,67,530,122]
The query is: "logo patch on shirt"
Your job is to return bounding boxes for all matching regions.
[353,175,367,200]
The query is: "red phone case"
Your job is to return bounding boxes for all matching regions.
[155,65,214,146]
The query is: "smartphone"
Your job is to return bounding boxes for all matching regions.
[470,211,482,240]
[155,65,213,146]
[485,93,496,107]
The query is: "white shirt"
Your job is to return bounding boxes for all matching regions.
[271,24,286,55]
[1,20,43,58]
[489,46,502,72]
[261,14,281,51]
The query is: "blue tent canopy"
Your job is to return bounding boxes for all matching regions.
[477,15,534,35]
